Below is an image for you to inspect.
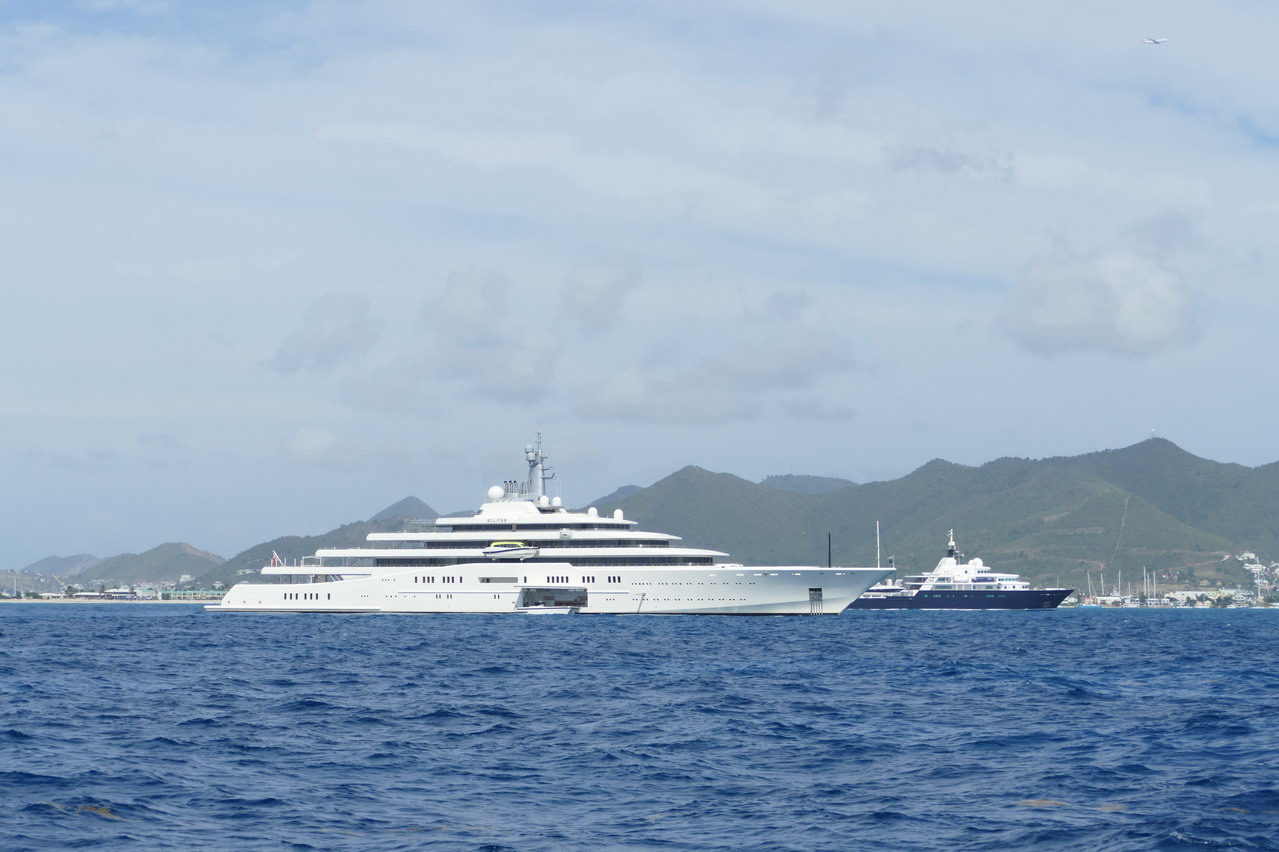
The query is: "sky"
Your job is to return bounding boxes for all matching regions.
[4,0,1279,569]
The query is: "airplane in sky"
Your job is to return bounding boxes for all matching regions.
[1143,37,1168,45]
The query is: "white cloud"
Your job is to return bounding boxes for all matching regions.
[576,331,856,425]
[279,428,360,466]
[1123,208,1204,254]
[337,356,441,417]
[883,142,1015,183]
[774,396,856,421]
[580,362,761,425]
[80,0,171,14]
[758,291,809,322]
[1002,240,1199,358]
[138,432,184,450]
[319,122,767,211]
[432,267,512,326]
[421,267,563,402]
[266,295,381,374]
[558,260,640,332]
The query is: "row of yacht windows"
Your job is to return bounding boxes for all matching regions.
[376,556,714,567]
[284,592,329,600]
[921,584,1019,590]
[385,539,669,550]
[409,575,625,585]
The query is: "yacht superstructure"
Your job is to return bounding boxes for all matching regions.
[208,440,892,615]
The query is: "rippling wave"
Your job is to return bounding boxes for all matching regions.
[2,605,1277,850]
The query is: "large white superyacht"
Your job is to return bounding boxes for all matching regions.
[208,441,892,615]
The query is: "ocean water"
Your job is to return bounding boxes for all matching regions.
[1,605,1277,851]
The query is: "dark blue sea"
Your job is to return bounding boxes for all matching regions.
[2,605,1277,851]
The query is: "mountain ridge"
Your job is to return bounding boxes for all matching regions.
[592,438,1262,590]
[15,439,1274,593]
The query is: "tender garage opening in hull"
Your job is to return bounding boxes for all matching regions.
[516,586,588,610]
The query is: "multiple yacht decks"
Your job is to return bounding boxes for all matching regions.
[848,531,1072,610]
[208,441,891,615]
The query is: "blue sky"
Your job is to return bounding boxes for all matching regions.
[4,1,1278,568]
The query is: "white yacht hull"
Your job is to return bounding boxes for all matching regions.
[207,438,892,617]
[207,564,890,616]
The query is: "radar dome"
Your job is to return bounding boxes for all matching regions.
[487,485,504,500]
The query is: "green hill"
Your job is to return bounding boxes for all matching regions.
[24,554,103,579]
[76,543,225,589]
[37,497,438,591]
[593,439,1259,593]
[21,440,1275,596]
[194,496,436,587]
[760,474,856,495]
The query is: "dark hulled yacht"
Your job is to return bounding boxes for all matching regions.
[847,530,1072,610]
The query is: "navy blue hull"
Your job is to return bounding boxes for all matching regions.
[847,588,1072,610]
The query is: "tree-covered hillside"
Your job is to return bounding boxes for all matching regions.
[594,439,1260,593]
[23,439,1275,595]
